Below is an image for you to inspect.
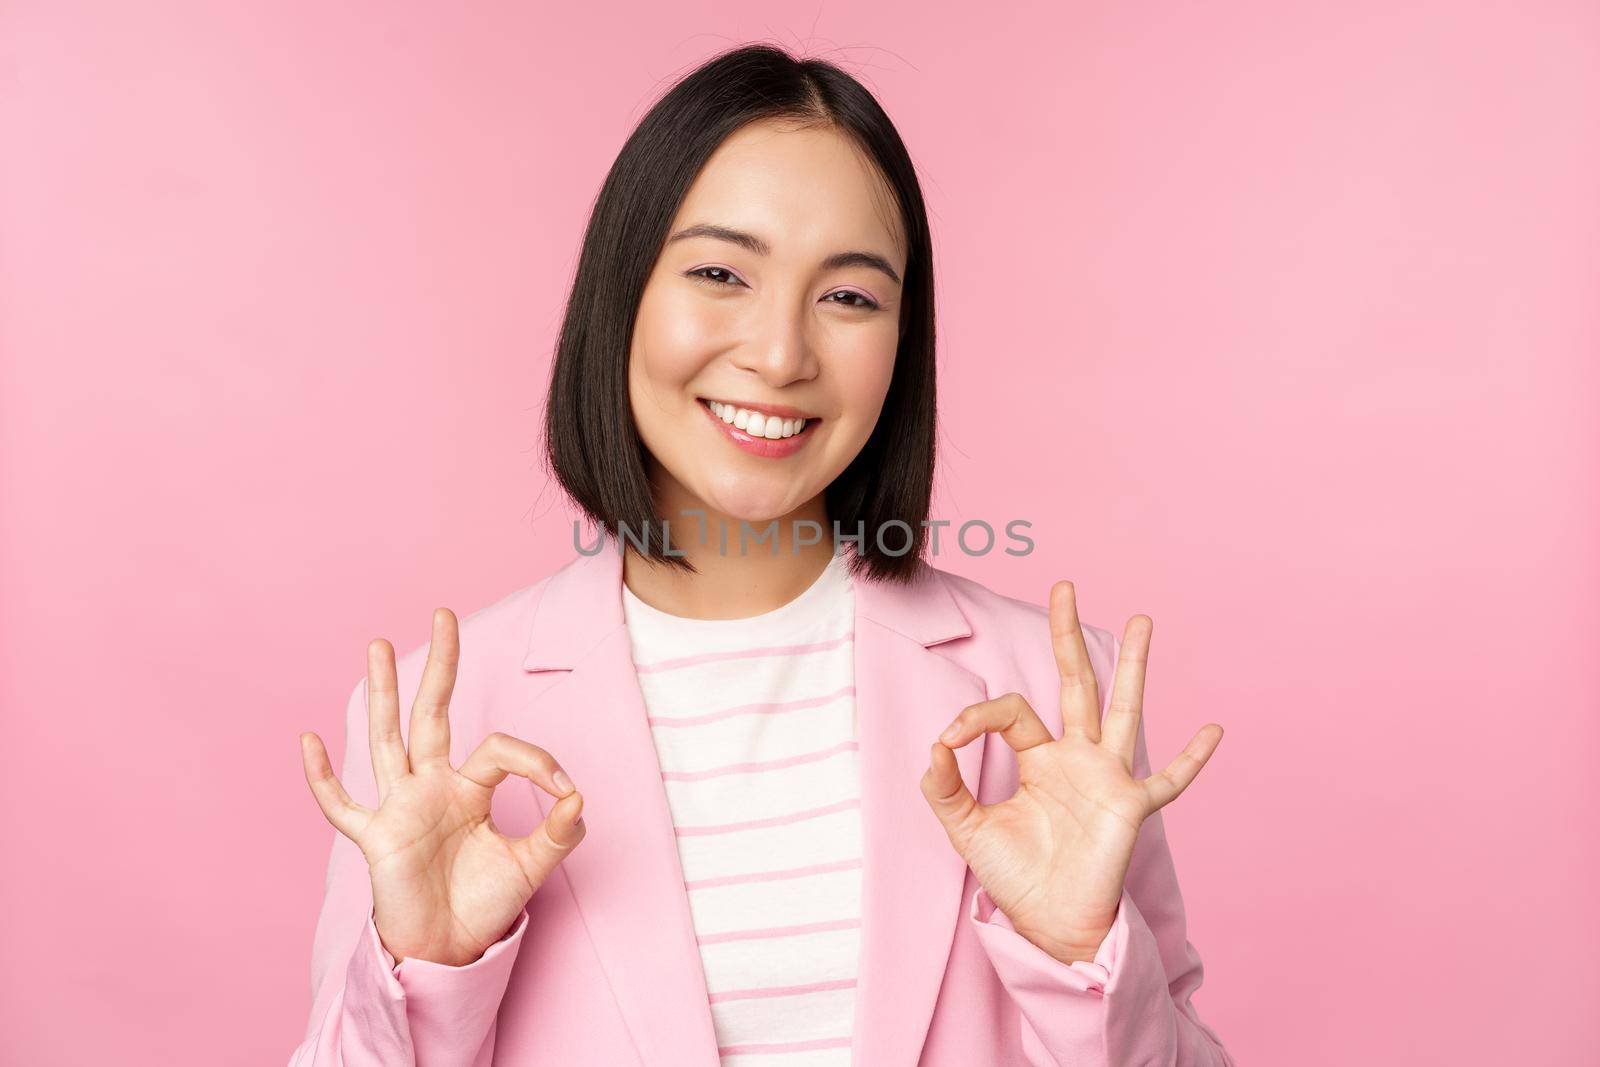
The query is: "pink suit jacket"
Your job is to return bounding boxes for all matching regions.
[291,543,1233,1066]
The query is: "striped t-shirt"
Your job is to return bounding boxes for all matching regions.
[621,549,860,1066]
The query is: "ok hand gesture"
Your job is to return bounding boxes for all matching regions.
[299,609,587,967]
[921,582,1223,964]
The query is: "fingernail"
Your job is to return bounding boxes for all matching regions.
[939,721,960,742]
[553,770,574,792]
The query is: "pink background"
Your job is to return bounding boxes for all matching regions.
[3,2,1596,1063]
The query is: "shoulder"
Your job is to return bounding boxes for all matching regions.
[925,562,1119,689]
[414,575,550,662]
[382,568,561,707]
[344,560,594,751]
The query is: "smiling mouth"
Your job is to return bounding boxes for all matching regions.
[697,397,817,440]
[695,397,820,459]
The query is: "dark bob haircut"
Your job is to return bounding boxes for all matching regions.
[543,43,937,584]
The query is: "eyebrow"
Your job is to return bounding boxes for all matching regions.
[665,223,903,286]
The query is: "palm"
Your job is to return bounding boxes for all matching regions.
[300,608,588,967]
[959,735,1149,952]
[359,768,537,968]
[922,581,1223,963]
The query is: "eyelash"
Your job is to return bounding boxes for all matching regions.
[685,266,880,311]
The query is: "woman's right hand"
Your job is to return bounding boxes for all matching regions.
[300,608,586,968]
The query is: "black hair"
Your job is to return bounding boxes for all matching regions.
[543,43,937,584]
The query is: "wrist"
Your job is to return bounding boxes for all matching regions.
[1019,925,1109,965]
[1008,909,1117,966]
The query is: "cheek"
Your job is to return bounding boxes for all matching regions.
[831,324,899,421]
[632,283,727,390]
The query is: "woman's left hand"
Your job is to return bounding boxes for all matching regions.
[921,580,1224,965]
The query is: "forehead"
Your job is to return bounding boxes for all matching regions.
[672,118,907,264]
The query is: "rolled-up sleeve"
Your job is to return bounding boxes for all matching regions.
[968,876,1232,1066]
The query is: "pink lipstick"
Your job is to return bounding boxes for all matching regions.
[697,398,818,459]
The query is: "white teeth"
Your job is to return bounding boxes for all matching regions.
[707,400,809,439]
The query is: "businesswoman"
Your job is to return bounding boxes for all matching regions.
[292,44,1232,1067]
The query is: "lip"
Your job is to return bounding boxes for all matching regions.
[697,398,818,459]
[698,396,817,420]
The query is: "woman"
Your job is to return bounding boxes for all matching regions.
[292,44,1231,1067]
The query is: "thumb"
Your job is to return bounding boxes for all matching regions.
[920,742,979,848]
[511,789,587,884]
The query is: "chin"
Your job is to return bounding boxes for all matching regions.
[698,474,808,528]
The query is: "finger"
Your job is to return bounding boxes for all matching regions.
[920,741,980,848]
[300,731,373,842]
[508,789,587,885]
[457,732,576,798]
[407,608,459,767]
[366,639,409,801]
[1049,581,1102,741]
[938,691,1055,752]
[1100,616,1152,772]
[1141,724,1224,811]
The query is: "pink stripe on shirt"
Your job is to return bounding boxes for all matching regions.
[632,630,853,674]
[684,857,862,891]
[659,739,859,781]
[708,977,858,1004]
[718,1037,855,1057]
[696,917,863,946]
[646,685,856,728]
[672,796,861,837]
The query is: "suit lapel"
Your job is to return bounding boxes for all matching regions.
[851,568,990,1065]
[514,542,722,1067]
[512,539,988,1067]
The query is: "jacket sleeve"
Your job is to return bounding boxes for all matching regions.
[288,676,530,1066]
[966,633,1234,1067]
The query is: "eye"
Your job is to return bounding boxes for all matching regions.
[685,266,746,288]
[823,289,880,311]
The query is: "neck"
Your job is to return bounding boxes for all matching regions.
[620,490,836,622]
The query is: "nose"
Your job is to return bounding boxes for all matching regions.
[728,298,820,388]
